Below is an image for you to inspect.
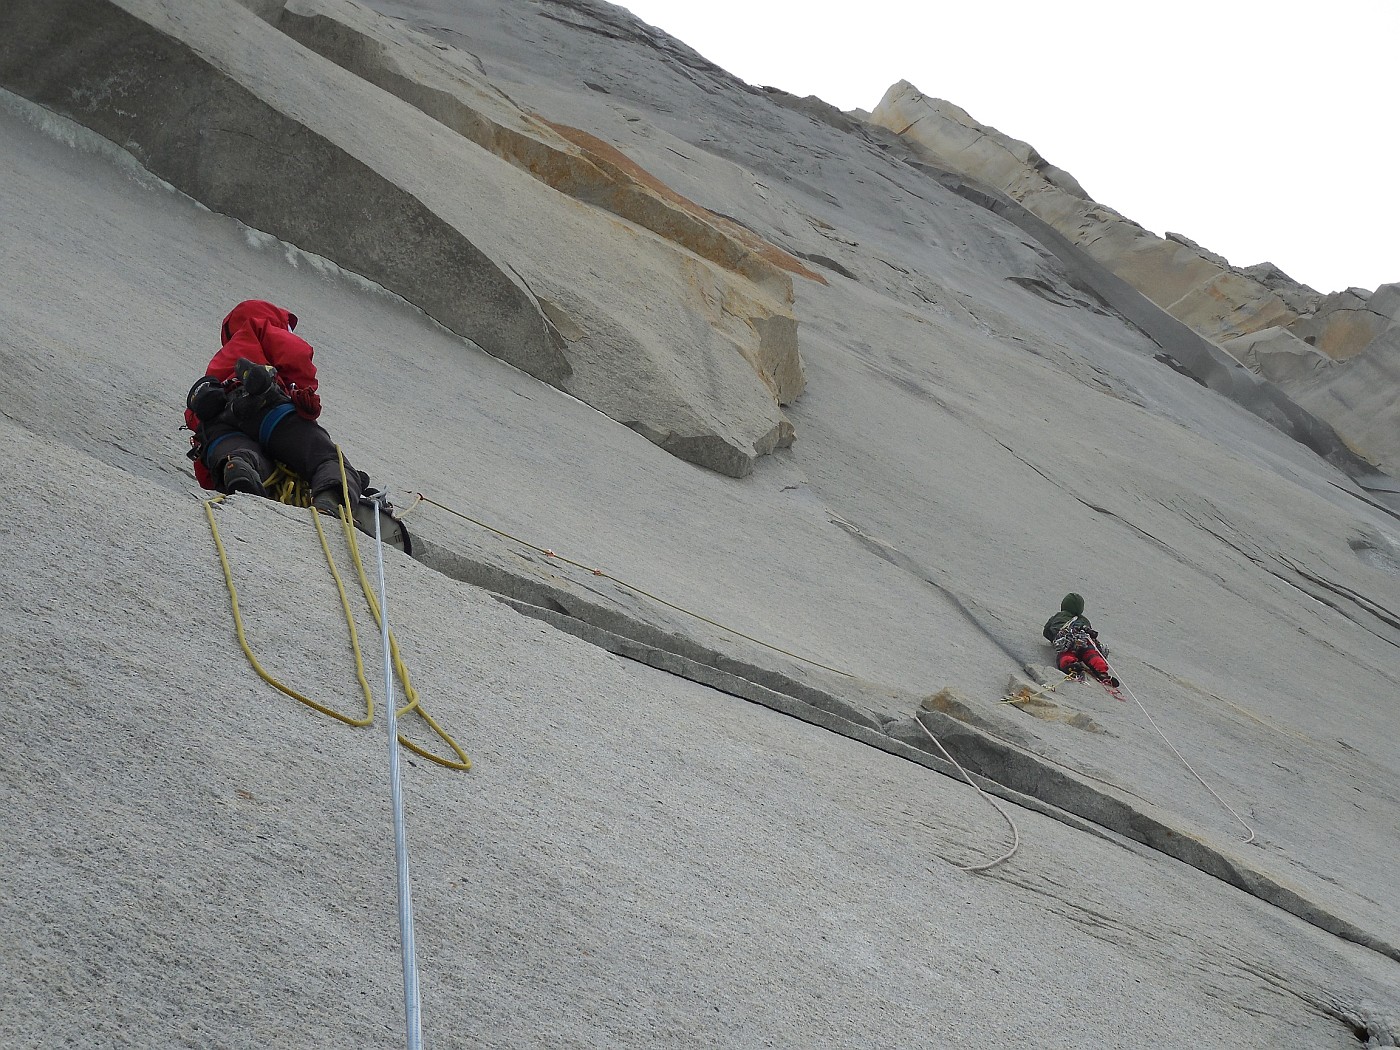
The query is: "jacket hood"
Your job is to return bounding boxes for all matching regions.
[1060,592,1085,615]
[220,300,298,344]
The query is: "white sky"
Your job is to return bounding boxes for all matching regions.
[619,0,1398,294]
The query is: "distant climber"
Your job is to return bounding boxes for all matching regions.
[1043,593,1118,687]
[183,299,409,551]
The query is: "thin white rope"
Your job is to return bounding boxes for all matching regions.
[1098,650,1256,845]
[914,713,1021,872]
[371,500,423,1049]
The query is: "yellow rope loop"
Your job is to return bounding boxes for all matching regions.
[263,463,312,508]
[202,450,470,771]
[330,449,471,770]
[204,497,373,727]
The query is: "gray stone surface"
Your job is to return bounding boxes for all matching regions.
[1283,325,1400,476]
[1225,327,1334,384]
[0,0,807,478]
[1371,283,1400,322]
[1242,261,1324,315]
[3,2,1400,1047]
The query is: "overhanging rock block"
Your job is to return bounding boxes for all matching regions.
[0,0,804,479]
[0,0,571,386]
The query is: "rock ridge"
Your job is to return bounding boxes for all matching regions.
[870,79,1400,471]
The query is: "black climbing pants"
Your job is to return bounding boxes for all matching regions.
[200,410,358,500]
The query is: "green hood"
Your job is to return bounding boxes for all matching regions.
[1060,592,1085,616]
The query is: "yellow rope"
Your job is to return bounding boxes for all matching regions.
[204,495,374,727]
[401,492,855,679]
[1000,673,1076,705]
[263,463,312,508]
[330,451,471,770]
[202,454,470,770]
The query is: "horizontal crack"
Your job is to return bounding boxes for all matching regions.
[410,525,1400,967]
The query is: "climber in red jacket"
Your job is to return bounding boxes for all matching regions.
[184,300,411,552]
[184,299,363,514]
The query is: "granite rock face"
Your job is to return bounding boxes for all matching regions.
[871,80,1302,342]
[1224,326,1334,385]
[870,77,1400,472]
[4,1,1400,1047]
[0,0,806,476]
[1289,286,1396,361]
[276,0,815,409]
[1282,324,1400,474]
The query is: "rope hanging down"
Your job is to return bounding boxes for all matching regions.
[401,490,1256,863]
[403,490,1024,871]
[913,714,1021,872]
[369,497,425,1050]
[1097,651,1254,844]
[202,454,470,771]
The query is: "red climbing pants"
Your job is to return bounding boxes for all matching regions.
[1058,645,1110,678]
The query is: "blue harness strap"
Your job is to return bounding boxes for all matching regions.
[202,431,238,466]
[259,402,297,444]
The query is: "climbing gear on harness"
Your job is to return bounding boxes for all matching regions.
[227,356,292,433]
[187,374,229,422]
[290,385,321,419]
[1052,618,1092,655]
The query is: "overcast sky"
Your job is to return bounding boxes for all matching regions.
[619,0,1397,295]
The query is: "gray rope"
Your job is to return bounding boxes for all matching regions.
[373,500,423,1048]
[914,714,1021,873]
[1098,649,1256,844]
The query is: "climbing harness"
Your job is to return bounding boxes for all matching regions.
[202,451,470,770]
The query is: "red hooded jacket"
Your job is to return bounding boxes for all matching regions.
[185,300,320,488]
